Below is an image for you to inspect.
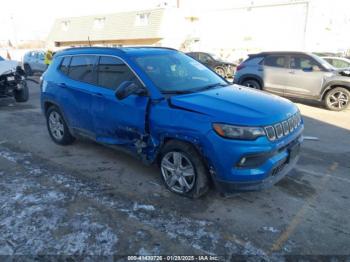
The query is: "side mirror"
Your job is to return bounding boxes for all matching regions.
[115,81,147,100]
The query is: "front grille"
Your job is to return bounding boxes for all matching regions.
[264,112,302,141]
[271,158,287,176]
[265,126,276,140]
[282,121,289,135]
[274,123,283,138]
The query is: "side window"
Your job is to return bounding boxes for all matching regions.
[198,53,212,63]
[97,56,140,90]
[38,53,45,60]
[68,55,97,84]
[187,53,198,60]
[59,57,71,75]
[290,56,320,70]
[264,55,286,68]
[333,59,350,68]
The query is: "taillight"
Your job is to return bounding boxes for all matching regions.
[236,64,245,71]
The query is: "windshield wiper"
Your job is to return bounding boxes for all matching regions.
[195,82,229,92]
[162,83,228,95]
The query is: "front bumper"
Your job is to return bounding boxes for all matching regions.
[214,152,299,192]
[204,125,303,192]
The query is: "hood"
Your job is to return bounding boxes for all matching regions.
[170,85,298,126]
[0,60,20,76]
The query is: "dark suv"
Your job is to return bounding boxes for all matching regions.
[234,51,350,111]
[186,52,236,78]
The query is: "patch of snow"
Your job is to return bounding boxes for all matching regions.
[133,202,155,211]
[262,226,280,233]
[0,151,17,162]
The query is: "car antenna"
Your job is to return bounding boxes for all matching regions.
[88,36,92,47]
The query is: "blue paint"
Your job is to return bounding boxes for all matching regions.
[41,47,303,192]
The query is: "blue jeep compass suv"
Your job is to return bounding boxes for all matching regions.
[41,47,303,198]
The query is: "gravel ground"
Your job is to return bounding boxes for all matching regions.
[0,79,349,260]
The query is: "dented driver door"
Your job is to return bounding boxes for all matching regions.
[91,56,149,146]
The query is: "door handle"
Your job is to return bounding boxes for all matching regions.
[289,71,295,74]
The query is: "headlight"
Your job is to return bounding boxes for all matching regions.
[213,123,265,140]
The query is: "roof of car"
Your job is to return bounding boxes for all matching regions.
[249,51,312,57]
[55,46,178,57]
[322,56,350,60]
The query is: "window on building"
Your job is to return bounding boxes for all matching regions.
[135,13,150,26]
[97,56,140,90]
[61,21,70,31]
[93,17,105,30]
[264,55,286,68]
[68,55,97,84]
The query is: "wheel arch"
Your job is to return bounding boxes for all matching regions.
[239,74,264,88]
[43,100,71,128]
[156,136,215,185]
[321,84,350,100]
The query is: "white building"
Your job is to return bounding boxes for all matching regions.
[186,0,350,60]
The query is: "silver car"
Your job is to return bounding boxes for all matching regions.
[23,51,47,76]
[322,56,350,70]
[234,51,350,111]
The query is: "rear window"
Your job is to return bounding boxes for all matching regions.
[68,55,97,84]
[59,57,71,75]
[264,55,286,68]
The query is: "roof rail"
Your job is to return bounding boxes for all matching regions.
[60,46,126,53]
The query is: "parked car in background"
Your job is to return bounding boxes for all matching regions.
[186,52,236,78]
[0,56,29,102]
[41,47,303,198]
[234,51,350,111]
[321,56,350,69]
[23,51,47,75]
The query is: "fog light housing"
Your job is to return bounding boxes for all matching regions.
[236,152,272,168]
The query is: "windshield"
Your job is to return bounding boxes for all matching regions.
[133,52,227,94]
[0,56,4,61]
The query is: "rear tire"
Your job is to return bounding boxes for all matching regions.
[324,87,350,111]
[215,67,226,78]
[23,64,33,76]
[159,140,209,198]
[14,81,29,102]
[46,106,75,145]
[242,79,261,90]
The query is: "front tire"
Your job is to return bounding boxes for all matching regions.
[14,81,29,102]
[241,79,261,90]
[24,64,33,76]
[46,106,75,145]
[324,87,350,111]
[159,140,209,198]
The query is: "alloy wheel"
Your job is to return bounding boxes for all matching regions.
[215,67,226,78]
[161,151,196,194]
[328,91,349,110]
[48,111,65,140]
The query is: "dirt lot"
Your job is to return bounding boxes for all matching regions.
[0,79,349,259]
